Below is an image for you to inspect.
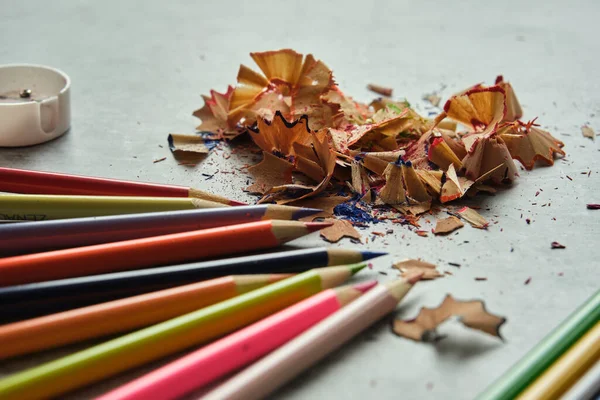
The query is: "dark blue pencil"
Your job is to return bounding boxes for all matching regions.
[0,247,386,323]
[0,205,320,256]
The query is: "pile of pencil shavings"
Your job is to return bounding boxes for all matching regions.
[191,49,566,224]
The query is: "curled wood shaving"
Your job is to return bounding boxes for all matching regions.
[249,111,312,158]
[229,49,335,130]
[320,218,361,243]
[442,85,506,131]
[499,122,565,170]
[350,162,370,194]
[392,294,506,342]
[462,135,518,183]
[457,206,489,229]
[246,152,294,194]
[433,216,464,235]
[192,86,239,140]
[392,259,443,280]
[495,76,523,122]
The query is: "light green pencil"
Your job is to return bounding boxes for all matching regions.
[477,289,600,400]
[0,264,366,399]
[0,194,227,220]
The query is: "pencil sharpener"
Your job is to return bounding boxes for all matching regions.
[0,64,71,147]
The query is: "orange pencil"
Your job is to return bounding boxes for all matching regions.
[0,220,329,286]
[0,274,290,360]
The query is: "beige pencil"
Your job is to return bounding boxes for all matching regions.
[201,273,422,400]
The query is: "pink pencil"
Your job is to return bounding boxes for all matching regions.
[97,280,377,400]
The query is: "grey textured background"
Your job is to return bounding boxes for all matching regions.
[0,0,599,399]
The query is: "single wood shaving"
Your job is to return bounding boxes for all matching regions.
[246,151,293,194]
[392,259,443,280]
[391,294,506,342]
[423,93,441,107]
[320,218,361,243]
[393,202,431,216]
[367,83,393,97]
[582,125,595,141]
[168,134,211,155]
[457,207,489,229]
[433,216,464,235]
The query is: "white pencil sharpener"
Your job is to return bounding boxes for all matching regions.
[0,64,71,147]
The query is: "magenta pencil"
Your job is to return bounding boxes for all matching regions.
[97,280,377,400]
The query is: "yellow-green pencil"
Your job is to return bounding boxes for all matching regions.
[0,264,366,399]
[0,194,227,221]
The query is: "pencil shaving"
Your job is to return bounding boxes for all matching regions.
[581,125,595,141]
[457,207,489,229]
[499,121,565,170]
[192,86,238,140]
[187,50,567,237]
[168,134,211,156]
[433,216,464,235]
[392,259,443,280]
[320,218,361,243]
[246,152,294,194]
[367,83,393,97]
[392,294,506,342]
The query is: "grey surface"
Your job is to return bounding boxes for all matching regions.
[0,1,599,399]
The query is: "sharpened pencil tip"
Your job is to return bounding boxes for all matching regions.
[352,280,378,293]
[292,208,323,220]
[360,250,388,261]
[349,262,368,275]
[305,221,334,232]
[230,200,249,206]
[406,271,424,284]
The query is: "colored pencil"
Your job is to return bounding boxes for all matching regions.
[99,280,378,400]
[0,248,386,322]
[0,220,330,286]
[561,358,600,400]
[516,321,600,400]
[0,204,321,256]
[0,274,291,360]
[0,193,228,221]
[477,289,600,400]
[202,273,422,400]
[0,264,365,399]
[0,166,245,206]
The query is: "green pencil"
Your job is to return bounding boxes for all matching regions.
[477,289,600,400]
[0,264,366,399]
[0,194,227,221]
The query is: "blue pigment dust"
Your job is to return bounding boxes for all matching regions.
[334,196,380,224]
[197,132,220,150]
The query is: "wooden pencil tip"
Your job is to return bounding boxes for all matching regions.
[405,271,424,284]
[349,262,368,275]
[353,280,378,293]
[305,221,334,232]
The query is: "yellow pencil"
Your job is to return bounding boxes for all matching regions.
[0,194,227,220]
[517,321,600,400]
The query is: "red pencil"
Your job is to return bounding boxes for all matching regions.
[0,167,245,206]
[0,220,331,286]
